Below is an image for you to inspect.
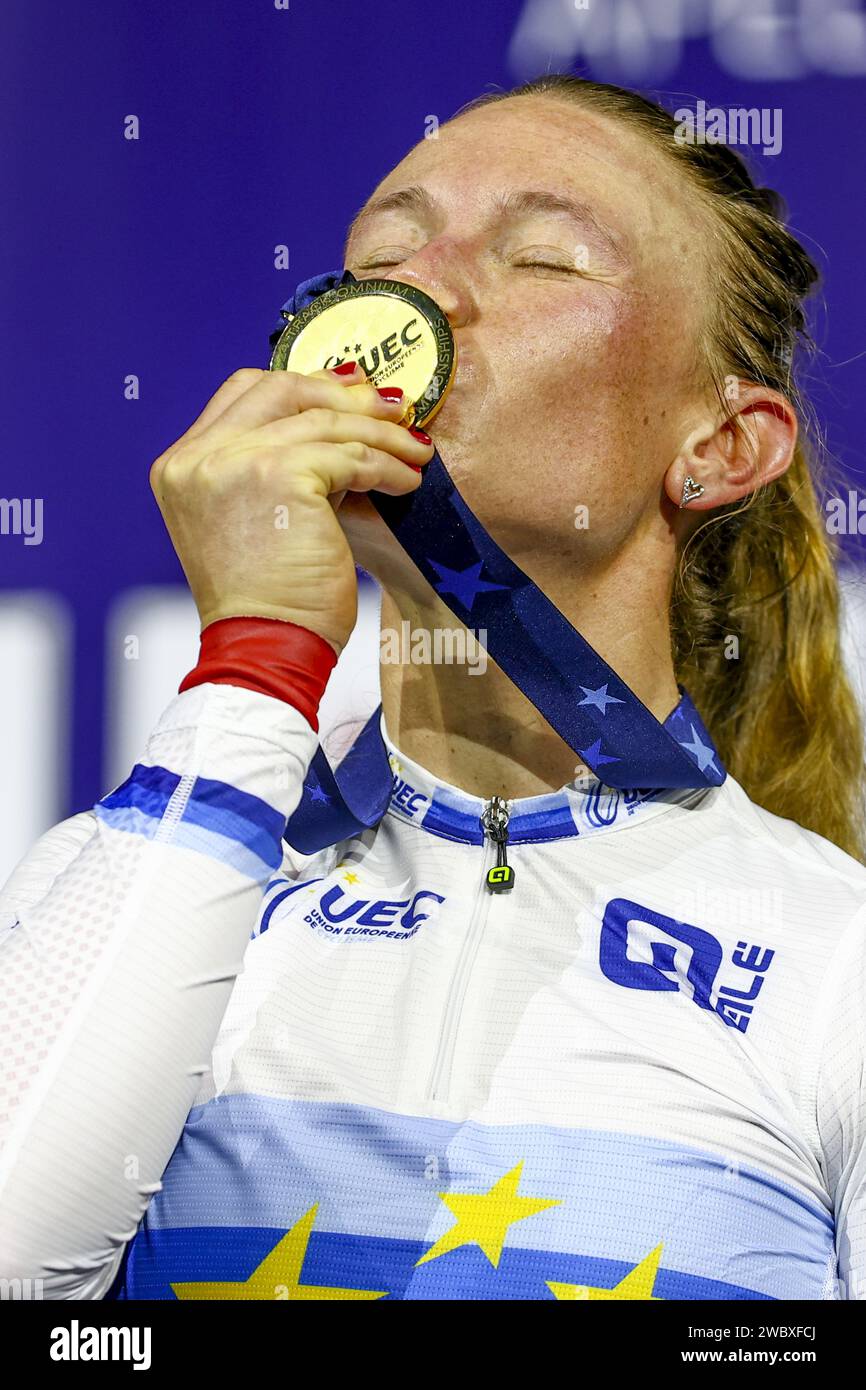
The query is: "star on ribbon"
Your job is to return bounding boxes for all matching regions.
[577,738,621,768]
[678,724,718,774]
[306,784,332,806]
[427,559,508,613]
[578,683,626,715]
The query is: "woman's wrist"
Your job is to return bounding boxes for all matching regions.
[178,615,338,732]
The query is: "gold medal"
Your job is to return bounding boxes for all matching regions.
[269,278,456,428]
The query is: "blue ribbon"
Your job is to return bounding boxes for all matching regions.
[269,270,725,855]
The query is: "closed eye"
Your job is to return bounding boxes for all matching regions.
[513,258,582,273]
[355,258,405,271]
[356,255,586,274]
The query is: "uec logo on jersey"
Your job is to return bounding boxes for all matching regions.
[303,883,446,941]
[599,898,774,1032]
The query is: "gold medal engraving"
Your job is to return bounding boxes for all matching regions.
[270,278,456,427]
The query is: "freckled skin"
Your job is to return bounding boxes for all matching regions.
[344,100,710,565]
[335,97,792,798]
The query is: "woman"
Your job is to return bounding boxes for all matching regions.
[1,75,865,1301]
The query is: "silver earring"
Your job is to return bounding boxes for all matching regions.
[680,475,705,508]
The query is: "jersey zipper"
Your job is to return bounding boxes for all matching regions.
[481,795,515,893]
[425,797,513,1104]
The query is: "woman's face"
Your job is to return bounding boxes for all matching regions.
[341,96,714,576]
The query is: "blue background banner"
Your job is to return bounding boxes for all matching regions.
[2,0,865,877]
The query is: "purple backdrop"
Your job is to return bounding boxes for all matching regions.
[2,0,865,819]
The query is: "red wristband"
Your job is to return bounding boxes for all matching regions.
[178,616,338,732]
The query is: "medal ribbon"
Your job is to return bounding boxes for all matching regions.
[270,271,725,855]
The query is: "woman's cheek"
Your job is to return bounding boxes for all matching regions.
[487,292,648,436]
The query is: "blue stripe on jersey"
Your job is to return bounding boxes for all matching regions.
[506,801,580,843]
[113,1094,835,1302]
[420,795,485,843]
[95,764,285,881]
[419,788,580,844]
[189,774,286,842]
[111,1222,775,1301]
[98,762,180,819]
[419,788,674,845]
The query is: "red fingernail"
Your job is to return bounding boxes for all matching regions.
[377,387,404,402]
[331,361,357,376]
[405,462,425,472]
[409,426,432,445]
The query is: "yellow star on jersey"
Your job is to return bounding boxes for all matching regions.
[416,1161,560,1269]
[546,1243,664,1300]
[171,1205,386,1301]
[341,870,360,885]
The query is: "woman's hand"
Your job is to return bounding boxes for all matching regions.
[149,364,433,654]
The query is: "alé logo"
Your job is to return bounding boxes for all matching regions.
[599,898,775,1033]
[303,881,445,940]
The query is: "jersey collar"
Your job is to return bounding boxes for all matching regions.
[381,703,713,846]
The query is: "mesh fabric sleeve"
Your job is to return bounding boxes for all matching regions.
[815,903,866,1300]
[0,682,319,1299]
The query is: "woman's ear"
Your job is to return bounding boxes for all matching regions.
[664,384,798,511]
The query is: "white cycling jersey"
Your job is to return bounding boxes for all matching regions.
[0,679,865,1301]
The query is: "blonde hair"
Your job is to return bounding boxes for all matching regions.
[459,74,866,862]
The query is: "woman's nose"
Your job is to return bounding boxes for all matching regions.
[390,258,475,330]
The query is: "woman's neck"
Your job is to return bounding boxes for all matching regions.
[376,562,680,801]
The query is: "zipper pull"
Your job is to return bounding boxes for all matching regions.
[481,796,514,893]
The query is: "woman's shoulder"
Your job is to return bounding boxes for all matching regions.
[707,772,866,899]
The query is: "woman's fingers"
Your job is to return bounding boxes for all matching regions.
[177,364,404,450]
[230,406,434,467]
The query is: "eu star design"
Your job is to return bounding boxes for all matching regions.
[416,1160,560,1268]
[170,1205,385,1301]
[547,1244,664,1300]
[168,1172,669,1300]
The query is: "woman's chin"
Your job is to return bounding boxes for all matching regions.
[339,493,434,592]
[338,491,393,552]
[339,492,384,530]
